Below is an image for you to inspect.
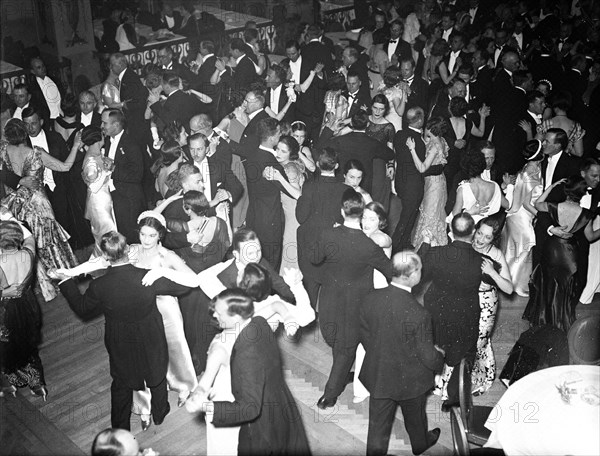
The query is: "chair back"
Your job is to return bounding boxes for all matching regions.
[450,406,471,456]
[568,316,600,365]
[459,357,474,431]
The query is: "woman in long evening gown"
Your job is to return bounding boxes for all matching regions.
[79,126,118,254]
[185,263,314,456]
[0,219,47,399]
[501,140,544,297]
[58,212,198,429]
[353,202,392,403]
[263,136,304,273]
[366,94,395,210]
[0,119,79,302]
[450,149,508,225]
[408,117,449,249]
[523,177,600,332]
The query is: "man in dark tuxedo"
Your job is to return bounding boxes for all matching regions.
[156,46,196,89]
[383,20,412,65]
[391,108,444,252]
[565,55,588,122]
[193,40,218,97]
[101,109,146,244]
[151,1,182,31]
[533,128,582,266]
[470,49,494,110]
[360,251,444,456]
[400,58,429,121]
[108,53,148,143]
[184,132,243,208]
[440,12,456,42]
[265,64,294,122]
[418,213,483,410]
[314,189,393,410]
[55,231,191,430]
[10,83,49,124]
[318,110,395,198]
[235,118,291,269]
[74,91,102,129]
[296,147,349,307]
[28,56,62,124]
[239,90,270,148]
[295,27,333,139]
[343,71,371,121]
[341,47,370,97]
[22,107,71,229]
[149,71,208,133]
[216,38,258,95]
[372,11,390,44]
[444,32,470,76]
[195,228,294,302]
[510,16,532,54]
[517,90,546,146]
[242,28,260,67]
[430,78,466,119]
[191,289,309,455]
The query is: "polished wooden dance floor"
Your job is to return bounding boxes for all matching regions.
[1,281,598,455]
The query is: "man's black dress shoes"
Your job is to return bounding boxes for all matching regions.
[154,403,171,426]
[317,395,337,409]
[414,428,441,455]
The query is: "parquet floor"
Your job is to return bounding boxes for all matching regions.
[1,281,598,456]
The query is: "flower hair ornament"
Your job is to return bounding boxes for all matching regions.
[137,210,166,227]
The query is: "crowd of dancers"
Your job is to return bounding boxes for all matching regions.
[1,0,600,455]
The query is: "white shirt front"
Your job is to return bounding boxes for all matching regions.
[165,15,175,29]
[513,32,523,50]
[469,7,478,22]
[387,39,399,60]
[545,151,563,190]
[269,84,282,114]
[527,110,542,125]
[580,190,592,210]
[80,111,94,127]
[448,51,460,73]
[481,168,492,182]
[346,91,359,117]
[289,56,302,84]
[106,130,124,192]
[117,68,127,91]
[390,282,412,292]
[442,27,453,42]
[12,102,30,120]
[195,158,212,201]
[29,130,56,191]
[36,76,62,119]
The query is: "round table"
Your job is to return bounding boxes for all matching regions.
[484,365,600,456]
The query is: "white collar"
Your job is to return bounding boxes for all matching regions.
[271,84,282,93]
[451,50,460,56]
[110,129,124,143]
[390,282,412,292]
[572,68,582,75]
[513,32,523,37]
[36,75,49,83]
[310,38,320,43]
[527,110,541,119]
[29,129,47,141]
[235,54,246,65]
[167,88,180,97]
[504,68,513,77]
[409,126,422,133]
[290,56,302,65]
[259,144,276,156]
[203,53,214,60]
[118,68,127,82]
[548,150,563,162]
[516,86,526,93]
[248,108,264,120]
[348,91,359,97]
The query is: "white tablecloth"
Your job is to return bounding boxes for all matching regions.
[485,365,600,456]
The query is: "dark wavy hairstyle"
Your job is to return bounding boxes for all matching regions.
[364,201,388,230]
[371,93,390,116]
[182,190,210,216]
[564,176,588,203]
[4,119,28,145]
[341,187,365,218]
[137,216,167,241]
[449,96,469,117]
[474,216,503,248]
[81,125,103,146]
[239,262,272,302]
[278,135,300,161]
[210,288,255,319]
[159,139,183,167]
[460,148,487,179]
[425,116,448,137]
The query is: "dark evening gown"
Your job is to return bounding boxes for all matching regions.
[0,245,46,391]
[523,203,594,332]
[366,121,395,211]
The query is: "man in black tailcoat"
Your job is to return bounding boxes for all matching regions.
[418,213,483,410]
[101,109,146,244]
[55,231,191,430]
[400,58,429,122]
[360,251,444,455]
[313,189,393,410]
[391,108,444,252]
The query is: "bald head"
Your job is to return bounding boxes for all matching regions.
[451,213,475,241]
[392,251,422,287]
[92,429,139,456]
[501,51,520,72]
